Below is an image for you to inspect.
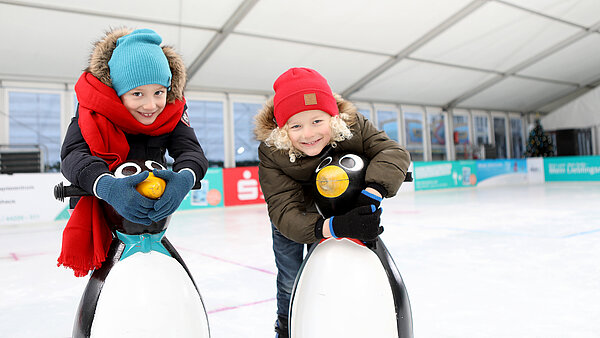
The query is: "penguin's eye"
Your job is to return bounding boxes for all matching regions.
[339,154,364,171]
[315,157,332,173]
[145,160,166,171]
[114,162,142,178]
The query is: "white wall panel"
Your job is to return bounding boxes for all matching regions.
[543,85,600,129]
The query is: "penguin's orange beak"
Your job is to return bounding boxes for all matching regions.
[136,172,166,199]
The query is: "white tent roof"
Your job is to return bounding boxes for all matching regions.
[2,0,600,113]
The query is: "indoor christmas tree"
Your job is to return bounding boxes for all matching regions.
[526,120,554,157]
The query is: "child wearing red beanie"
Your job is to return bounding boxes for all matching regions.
[254,67,411,337]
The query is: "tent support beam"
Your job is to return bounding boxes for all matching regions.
[444,19,600,110]
[340,0,487,98]
[186,0,259,79]
[0,0,215,30]
[406,56,579,87]
[531,75,600,113]
[494,0,588,30]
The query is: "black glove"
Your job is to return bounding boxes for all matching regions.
[329,205,383,241]
[355,189,383,209]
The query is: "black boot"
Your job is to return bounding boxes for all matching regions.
[274,315,289,338]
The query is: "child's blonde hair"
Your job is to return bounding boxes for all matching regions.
[265,113,353,162]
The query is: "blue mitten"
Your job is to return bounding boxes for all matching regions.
[148,169,194,221]
[355,189,383,209]
[96,172,155,225]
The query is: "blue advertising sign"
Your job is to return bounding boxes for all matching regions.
[544,156,600,181]
[477,159,527,183]
[414,160,476,191]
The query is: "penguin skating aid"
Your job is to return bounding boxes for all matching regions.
[289,153,413,338]
[56,160,210,338]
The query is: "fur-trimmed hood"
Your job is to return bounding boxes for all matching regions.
[254,93,359,143]
[84,27,186,103]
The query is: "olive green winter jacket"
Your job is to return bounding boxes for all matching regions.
[254,96,411,244]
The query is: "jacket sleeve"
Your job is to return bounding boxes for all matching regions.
[60,116,111,194]
[356,115,411,198]
[258,144,322,244]
[168,120,209,189]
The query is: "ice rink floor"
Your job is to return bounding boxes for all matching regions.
[1,182,599,338]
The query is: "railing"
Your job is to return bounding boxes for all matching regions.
[0,144,43,173]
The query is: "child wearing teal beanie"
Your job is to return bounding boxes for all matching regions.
[60,27,208,238]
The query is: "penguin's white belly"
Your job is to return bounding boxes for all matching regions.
[91,252,209,337]
[291,238,398,338]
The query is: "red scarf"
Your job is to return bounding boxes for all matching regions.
[58,72,185,277]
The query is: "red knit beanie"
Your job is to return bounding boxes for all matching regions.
[273,68,339,128]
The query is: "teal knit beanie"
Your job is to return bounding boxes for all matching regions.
[108,29,172,96]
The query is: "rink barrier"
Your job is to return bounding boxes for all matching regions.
[1,156,599,226]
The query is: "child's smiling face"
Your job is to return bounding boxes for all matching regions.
[120,84,167,125]
[286,110,332,156]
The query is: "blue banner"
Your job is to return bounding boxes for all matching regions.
[544,156,600,181]
[414,160,476,191]
[477,159,527,182]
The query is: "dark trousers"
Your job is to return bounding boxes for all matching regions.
[271,223,308,319]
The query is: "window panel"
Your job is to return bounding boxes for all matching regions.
[376,110,398,142]
[403,111,424,161]
[493,117,507,159]
[510,118,524,158]
[234,102,262,166]
[358,108,371,120]
[186,100,225,167]
[429,112,447,161]
[8,91,61,171]
[453,115,470,159]
[473,115,489,146]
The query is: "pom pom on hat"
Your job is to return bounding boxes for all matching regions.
[108,28,172,97]
[273,68,339,128]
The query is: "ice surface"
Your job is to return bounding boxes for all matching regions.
[1,182,599,337]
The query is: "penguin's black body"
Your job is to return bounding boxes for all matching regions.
[65,160,210,338]
[289,153,413,337]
